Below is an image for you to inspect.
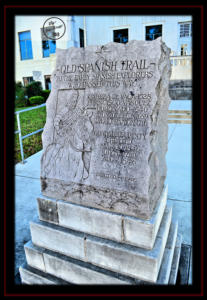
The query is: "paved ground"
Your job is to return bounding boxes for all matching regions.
[15,100,192,283]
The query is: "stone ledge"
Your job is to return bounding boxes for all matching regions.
[37,185,168,249]
[30,220,85,261]
[24,241,132,285]
[22,217,178,285]
[30,205,172,283]
[124,185,168,249]
[169,234,182,284]
[19,263,69,285]
[157,221,178,284]
[85,206,172,282]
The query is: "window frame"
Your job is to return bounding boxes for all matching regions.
[145,24,162,41]
[18,31,33,60]
[42,40,56,58]
[41,27,56,58]
[113,28,129,44]
[179,22,192,38]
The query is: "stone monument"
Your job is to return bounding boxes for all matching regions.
[20,38,182,285]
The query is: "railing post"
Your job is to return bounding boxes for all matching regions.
[16,113,25,163]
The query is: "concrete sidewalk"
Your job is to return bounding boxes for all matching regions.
[15,100,192,283]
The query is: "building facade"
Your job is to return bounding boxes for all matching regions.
[15,15,84,89]
[15,15,192,89]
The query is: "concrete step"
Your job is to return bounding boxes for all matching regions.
[19,263,69,285]
[169,234,182,284]
[24,241,133,285]
[30,204,172,283]
[37,185,168,250]
[157,221,178,284]
[21,219,178,285]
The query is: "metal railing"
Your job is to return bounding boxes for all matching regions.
[14,103,46,163]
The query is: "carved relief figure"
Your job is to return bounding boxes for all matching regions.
[42,89,94,181]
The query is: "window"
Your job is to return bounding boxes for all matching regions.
[113,29,128,44]
[146,25,162,40]
[180,23,192,37]
[44,75,51,90]
[23,77,34,86]
[41,28,56,58]
[79,29,84,47]
[42,40,56,57]
[18,31,33,60]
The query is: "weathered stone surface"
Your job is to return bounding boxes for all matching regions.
[30,220,85,260]
[19,263,69,285]
[85,205,172,282]
[37,197,58,224]
[19,264,57,285]
[23,225,179,285]
[36,185,166,247]
[29,205,172,283]
[157,221,178,284]
[169,234,182,284]
[57,199,123,242]
[24,241,130,284]
[124,184,167,249]
[24,241,46,272]
[40,38,171,219]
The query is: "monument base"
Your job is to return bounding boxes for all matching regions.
[19,186,182,285]
[20,231,182,285]
[37,185,168,250]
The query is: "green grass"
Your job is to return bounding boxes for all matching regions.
[14,105,46,164]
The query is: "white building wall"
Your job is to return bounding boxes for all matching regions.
[15,15,192,86]
[85,15,192,56]
[15,16,71,88]
[85,15,192,80]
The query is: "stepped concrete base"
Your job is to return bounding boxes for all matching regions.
[30,205,172,283]
[20,220,180,285]
[37,185,168,250]
[24,241,132,285]
[19,263,69,285]
[157,221,178,284]
[169,234,182,284]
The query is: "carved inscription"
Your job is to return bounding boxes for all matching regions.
[41,40,171,218]
[50,57,155,188]
[55,59,155,90]
[91,93,151,126]
[94,131,146,165]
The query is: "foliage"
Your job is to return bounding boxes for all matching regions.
[29,96,45,105]
[41,89,51,101]
[15,81,27,108]
[25,81,43,99]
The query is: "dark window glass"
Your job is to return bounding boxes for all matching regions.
[79,28,84,47]
[45,75,51,90]
[113,29,128,44]
[146,25,162,41]
[18,31,33,60]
